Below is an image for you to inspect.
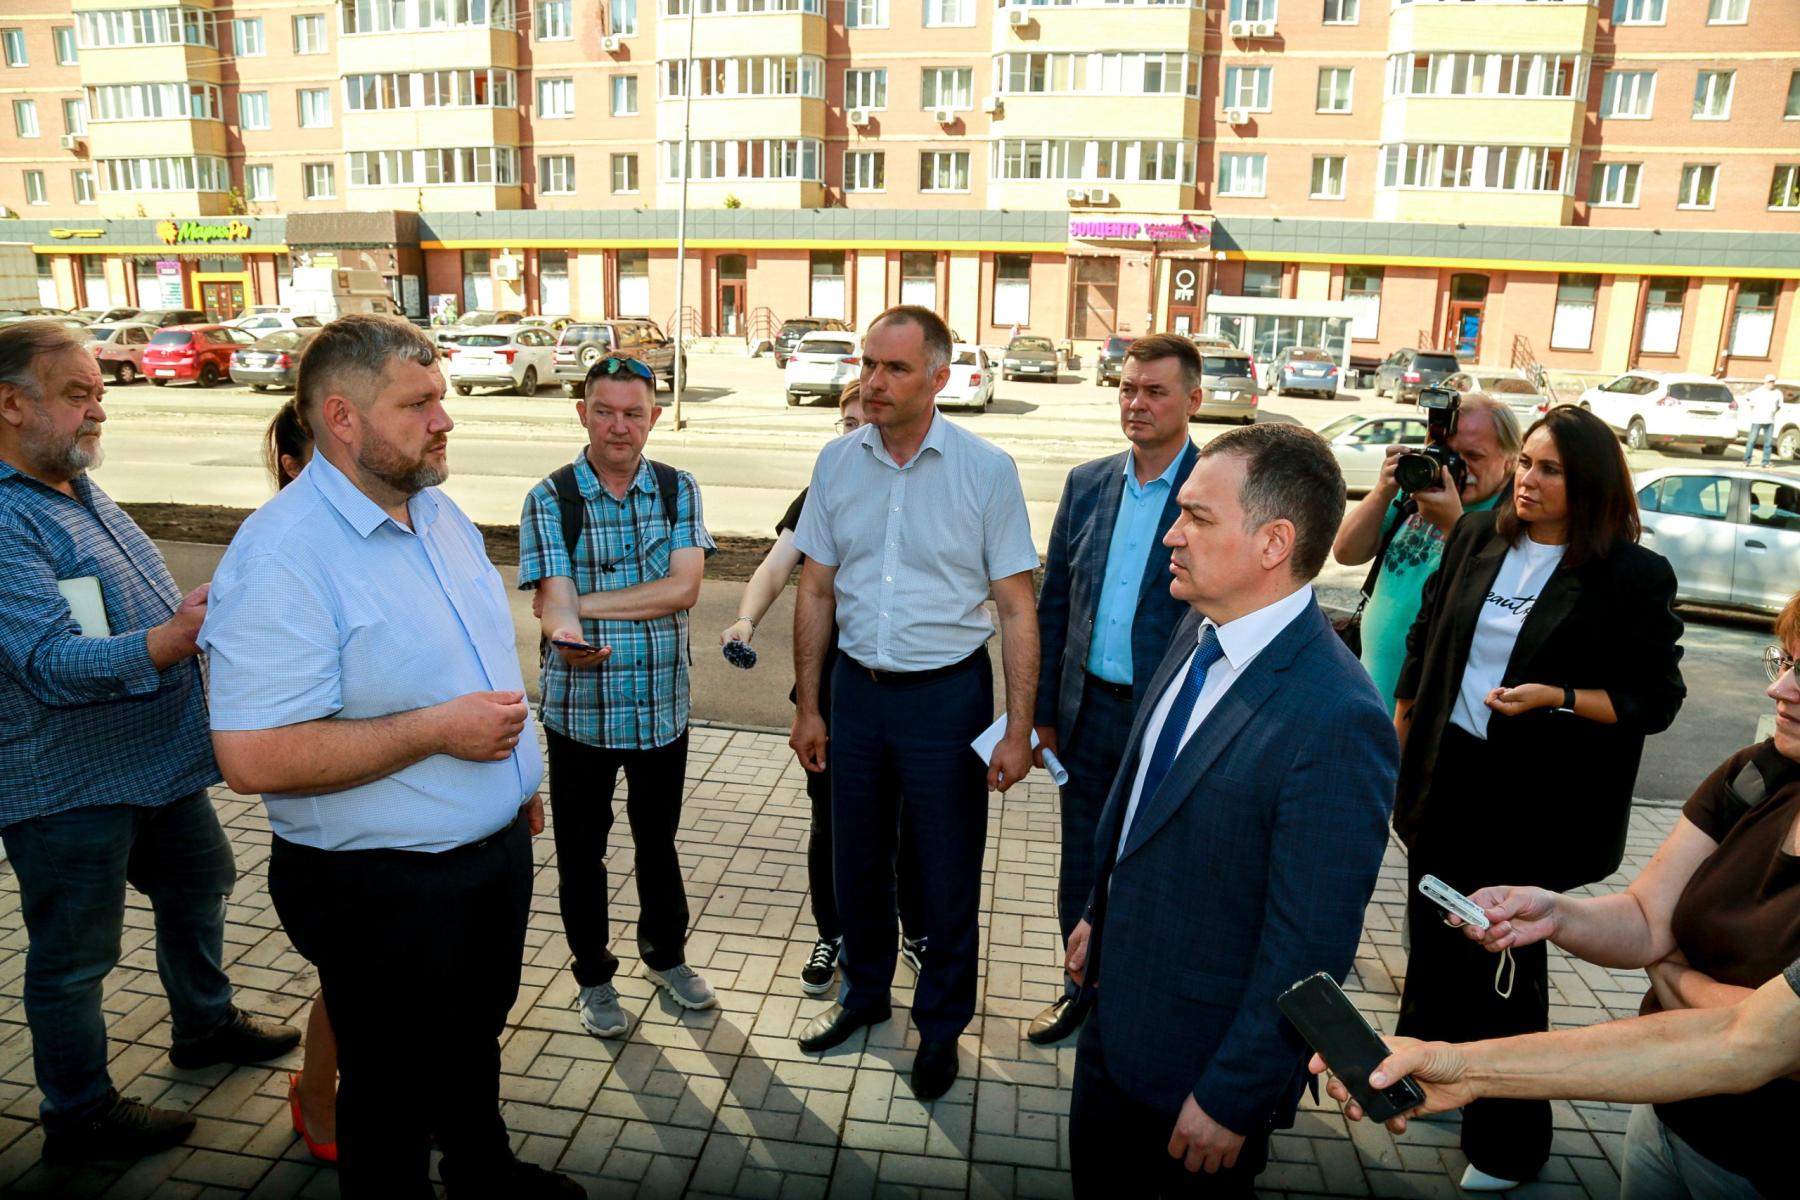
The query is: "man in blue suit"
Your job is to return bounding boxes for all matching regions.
[1065,422,1398,1197]
[1028,334,1201,1046]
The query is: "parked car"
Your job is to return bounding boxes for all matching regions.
[1001,335,1060,383]
[1315,412,1431,494]
[142,324,256,387]
[937,344,996,411]
[434,309,525,351]
[1270,346,1341,399]
[1736,379,1800,460]
[230,328,321,391]
[231,311,322,336]
[1443,368,1550,429]
[136,308,208,328]
[1093,336,1134,387]
[520,315,574,335]
[1579,371,1738,454]
[75,306,142,324]
[784,330,861,407]
[1196,348,1259,425]
[773,317,850,368]
[446,325,558,396]
[85,321,158,385]
[1373,348,1460,402]
[553,319,682,396]
[1,315,92,333]
[1636,466,1800,614]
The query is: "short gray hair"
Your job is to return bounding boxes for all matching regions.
[1198,422,1346,581]
[869,304,952,374]
[296,314,438,423]
[1458,392,1524,461]
[0,320,88,403]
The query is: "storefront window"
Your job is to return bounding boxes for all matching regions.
[993,254,1031,328]
[1639,278,1686,355]
[1069,256,1119,340]
[1729,280,1777,359]
[900,252,937,311]
[1549,273,1598,351]
[809,251,846,320]
[1241,262,1281,298]
[35,255,58,307]
[617,249,649,317]
[462,249,492,311]
[1344,266,1383,340]
[539,249,570,316]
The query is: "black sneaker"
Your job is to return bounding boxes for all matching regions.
[167,1006,301,1071]
[801,937,840,996]
[41,1090,195,1165]
[901,936,927,975]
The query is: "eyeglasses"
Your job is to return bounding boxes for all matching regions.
[584,355,654,388]
[1762,644,1796,684]
[834,417,862,435]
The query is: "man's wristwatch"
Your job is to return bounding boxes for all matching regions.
[1557,686,1577,713]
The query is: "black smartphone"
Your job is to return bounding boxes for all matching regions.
[551,638,598,652]
[1277,973,1426,1124]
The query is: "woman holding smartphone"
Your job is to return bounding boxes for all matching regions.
[1391,404,1686,1191]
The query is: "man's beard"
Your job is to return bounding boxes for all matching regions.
[356,424,447,496]
[21,416,102,478]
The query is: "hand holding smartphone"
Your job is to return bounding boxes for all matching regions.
[1419,874,1491,931]
[1277,973,1426,1124]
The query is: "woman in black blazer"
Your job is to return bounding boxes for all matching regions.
[1391,404,1685,1191]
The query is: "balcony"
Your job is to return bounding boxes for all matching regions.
[993,93,1195,140]
[658,95,823,142]
[347,108,521,152]
[337,25,518,75]
[86,118,227,163]
[1389,1,1596,53]
[998,2,1203,52]
[75,41,218,87]
[1382,96,1584,147]
[655,11,824,62]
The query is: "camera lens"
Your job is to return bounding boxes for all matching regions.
[1394,452,1440,494]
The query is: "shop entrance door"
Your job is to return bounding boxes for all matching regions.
[198,279,246,322]
[1447,273,1488,360]
[718,281,746,337]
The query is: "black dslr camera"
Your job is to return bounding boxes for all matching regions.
[1395,387,1468,496]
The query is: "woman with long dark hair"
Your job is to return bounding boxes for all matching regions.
[1391,404,1686,1191]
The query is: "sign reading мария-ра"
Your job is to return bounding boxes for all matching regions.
[1068,215,1211,247]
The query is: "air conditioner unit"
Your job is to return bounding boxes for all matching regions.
[493,258,520,282]
[981,95,1001,114]
[59,133,82,150]
[932,107,955,124]
[848,107,871,126]
[1226,107,1250,126]
[1065,187,1088,202]
[1007,8,1031,26]
[601,34,621,51]
[1086,187,1112,204]
[1252,19,1276,37]
[1228,19,1252,37]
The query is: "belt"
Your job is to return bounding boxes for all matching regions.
[1084,672,1133,701]
[846,648,986,687]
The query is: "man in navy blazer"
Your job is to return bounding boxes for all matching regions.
[1029,334,1201,1046]
[1065,423,1398,1197]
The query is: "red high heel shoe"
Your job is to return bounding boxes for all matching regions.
[288,1072,338,1163]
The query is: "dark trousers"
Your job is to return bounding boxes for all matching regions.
[1056,681,1136,996]
[1071,1007,1271,1199]
[546,727,691,986]
[830,650,991,1041]
[1397,724,1552,1182]
[268,817,531,1199]
[1,792,235,1129]
[804,765,924,943]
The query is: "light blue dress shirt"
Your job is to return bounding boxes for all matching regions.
[199,453,542,853]
[1085,452,1186,685]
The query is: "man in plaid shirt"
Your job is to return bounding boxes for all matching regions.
[520,354,716,1041]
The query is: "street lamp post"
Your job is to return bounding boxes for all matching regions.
[669,0,699,431]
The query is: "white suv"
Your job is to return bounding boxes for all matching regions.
[446,325,557,396]
[1578,371,1738,456]
[784,330,860,407]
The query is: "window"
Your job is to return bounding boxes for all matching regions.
[991,138,1193,184]
[1310,155,1346,199]
[23,171,46,205]
[1692,71,1734,119]
[1548,273,1598,350]
[612,0,639,34]
[537,0,573,38]
[1229,0,1277,18]
[77,8,217,48]
[664,138,821,180]
[345,69,517,111]
[342,0,517,32]
[847,0,887,26]
[810,251,846,319]
[845,150,884,191]
[13,99,38,137]
[299,89,331,128]
[53,26,77,64]
[611,153,639,192]
[294,13,327,53]
[611,75,638,116]
[1224,66,1272,111]
[239,92,270,131]
[846,69,886,110]
[1640,278,1686,354]
[1240,263,1281,299]
[540,154,575,193]
[1590,162,1641,207]
[1218,153,1267,197]
[1382,143,1571,194]
[1387,51,1585,100]
[89,82,224,121]
[461,249,491,311]
[993,254,1031,327]
[63,98,87,135]
[1344,266,1382,339]
[1323,0,1358,22]
[2,28,26,66]
[662,55,824,99]
[246,164,275,200]
[900,251,936,309]
[1789,72,1800,119]
[1772,165,1800,211]
[98,155,230,192]
[996,51,1199,98]
[233,18,265,56]
[304,162,335,198]
[921,67,973,110]
[539,77,574,118]
[1601,71,1655,118]
[1612,0,1665,22]
[1678,164,1718,209]
[72,169,95,203]
[617,249,649,316]
[923,0,971,27]
[1317,68,1353,113]
[920,150,969,192]
[1730,280,1777,358]
[1707,0,1749,23]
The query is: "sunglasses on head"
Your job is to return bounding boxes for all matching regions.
[585,355,655,387]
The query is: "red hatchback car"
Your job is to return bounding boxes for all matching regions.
[143,324,256,387]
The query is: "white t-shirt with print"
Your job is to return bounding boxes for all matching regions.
[1449,537,1567,739]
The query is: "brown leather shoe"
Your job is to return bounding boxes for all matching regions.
[1025,993,1091,1046]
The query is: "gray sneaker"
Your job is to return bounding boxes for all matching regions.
[577,983,629,1038]
[643,962,718,1011]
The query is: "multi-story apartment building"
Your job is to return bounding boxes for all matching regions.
[2,0,1796,379]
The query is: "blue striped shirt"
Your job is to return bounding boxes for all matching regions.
[0,462,217,827]
[199,453,542,853]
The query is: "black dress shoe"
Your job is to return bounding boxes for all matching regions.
[168,1006,302,1070]
[1025,993,1092,1046]
[442,1156,587,1198]
[910,1038,959,1100]
[798,1003,891,1053]
[41,1089,195,1165]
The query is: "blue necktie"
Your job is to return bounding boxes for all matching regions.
[1136,625,1226,810]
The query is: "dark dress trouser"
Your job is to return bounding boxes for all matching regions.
[829,650,991,1041]
[269,818,531,1200]
[1397,723,1554,1183]
[1056,682,1136,993]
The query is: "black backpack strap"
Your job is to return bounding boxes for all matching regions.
[1718,740,1796,838]
[549,462,584,559]
[648,459,681,531]
[1359,497,1413,601]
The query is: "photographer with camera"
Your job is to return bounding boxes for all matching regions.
[1389,405,1686,1191]
[1333,391,1521,713]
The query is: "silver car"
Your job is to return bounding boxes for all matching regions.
[1001,335,1060,382]
[1271,347,1340,399]
[1636,466,1800,614]
[1443,369,1549,430]
[1196,350,1260,425]
[1315,413,1430,493]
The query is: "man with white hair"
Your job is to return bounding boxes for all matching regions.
[1743,373,1785,467]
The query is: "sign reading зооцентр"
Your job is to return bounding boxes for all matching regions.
[1067,215,1211,246]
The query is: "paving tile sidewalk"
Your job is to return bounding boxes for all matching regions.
[0,724,1670,1199]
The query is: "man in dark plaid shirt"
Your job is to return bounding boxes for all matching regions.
[0,323,297,1167]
